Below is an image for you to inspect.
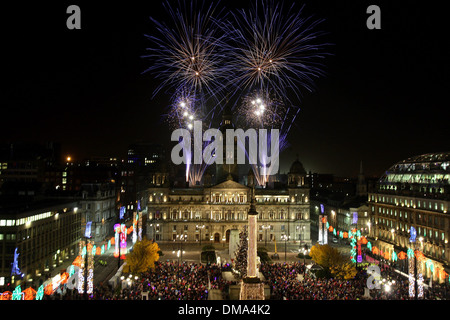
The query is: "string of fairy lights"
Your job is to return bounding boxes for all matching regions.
[319,216,449,294]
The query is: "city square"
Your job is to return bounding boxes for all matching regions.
[0,0,449,313]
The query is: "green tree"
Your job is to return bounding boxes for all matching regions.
[309,244,357,280]
[123,237,160,274]
[309,244,344,269]
[330,262,358,280]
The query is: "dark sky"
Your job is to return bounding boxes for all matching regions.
[2,1,449,178]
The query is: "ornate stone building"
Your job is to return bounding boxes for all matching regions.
[145,161,311,247]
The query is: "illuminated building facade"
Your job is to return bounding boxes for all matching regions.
[145,159,311,247]
[80,183,116,243]
[368,152,450,283]
[0,200,82,288]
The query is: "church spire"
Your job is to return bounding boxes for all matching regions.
[357,160,367,196]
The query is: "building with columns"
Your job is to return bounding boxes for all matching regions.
[145,160,311,248]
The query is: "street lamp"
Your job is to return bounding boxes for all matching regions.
[262,224,271,247]
[382,278,395,297]
[281,234,290,262]
[149,223,158,241]
[196,224,205,246]
[172,234,186,264]
[299,244,310,271]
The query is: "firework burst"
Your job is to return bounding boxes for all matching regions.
[142,0,229,104]
[222,0,330,102]
[236,90,286,129]
[143,0,330,187]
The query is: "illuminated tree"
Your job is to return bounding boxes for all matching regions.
[309,244,344,269]
[234,227,248,278]
[330,263,358,280]
[309,244,357,279]
[123,237,160,274]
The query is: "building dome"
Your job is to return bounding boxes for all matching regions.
[289,159,306,175]
[379,151,450,189]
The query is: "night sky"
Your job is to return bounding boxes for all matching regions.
[2,1,449,178]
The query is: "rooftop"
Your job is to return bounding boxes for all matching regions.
[376,152,450,199]
[379,152,450,186]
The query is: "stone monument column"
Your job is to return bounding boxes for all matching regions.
[240,188,265,300]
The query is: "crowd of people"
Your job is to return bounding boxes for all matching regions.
[261,262,367,300]
[37,260,448,300]
[368,266,448,300]
[132,261,229,300]
[39,259,447,300]
[260,261,448,300]
[90,261,230,300]
[36,261,230,300]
